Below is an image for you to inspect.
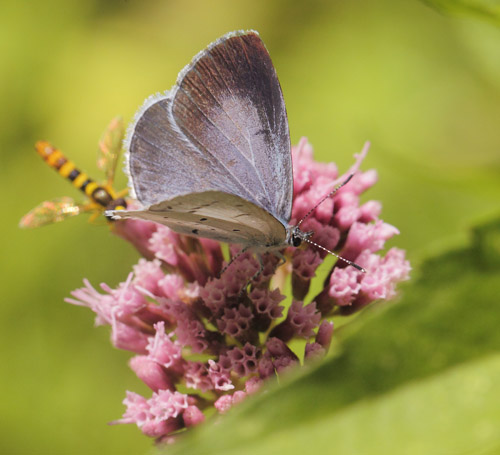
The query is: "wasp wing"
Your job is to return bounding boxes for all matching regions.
[19,197,85,228]
[97,116,125,186]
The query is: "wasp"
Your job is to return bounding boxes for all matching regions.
[19,117,128,228]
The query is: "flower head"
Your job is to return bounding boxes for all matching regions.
[67,139,410,442]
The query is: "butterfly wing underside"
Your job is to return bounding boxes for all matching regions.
[113,191,287,247]
[123,30,292,227]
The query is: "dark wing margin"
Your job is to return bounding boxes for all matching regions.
[126,30,292,225]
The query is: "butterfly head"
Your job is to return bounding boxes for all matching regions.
[286,225,366,272]
[286,226,313,247]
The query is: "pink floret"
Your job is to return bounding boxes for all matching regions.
[287,301,321,338]
[359,200,382,223]
[329,267,362,306]
[292,249,322,280]
[129,356,175,392]
[149,389,188,421]
[208,359,234,391]
[342,220,400,260]
[111,321,149,353]
[358,248,411,301]
[200,278,227,316]
[133,259,165,296]
[66,277,146,326]
[182,405,205,427]
[148,226,181,266]
[184,361,213,392]
[112,218,157,260]
[221,343,260,377]
[249,288,285,320]
[214,395,234,414]
[146,322,182,369]
[217,304,254,340]
[116,391,152,426]
[157,274,185,299]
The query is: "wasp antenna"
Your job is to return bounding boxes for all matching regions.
[297,174,355,228]
[303,237,366,273]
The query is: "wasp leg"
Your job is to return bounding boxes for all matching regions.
[115,188,129,198]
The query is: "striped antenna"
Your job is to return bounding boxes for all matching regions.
[297,174,354,227]
[297,173,366,273]
[303,237,366,273]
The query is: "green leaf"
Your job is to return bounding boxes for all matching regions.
[421,0,500,25]
[167,217,500,454]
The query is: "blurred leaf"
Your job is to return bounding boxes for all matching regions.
[167,216,500,455]
[421,0,500,24]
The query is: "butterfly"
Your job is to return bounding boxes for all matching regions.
[19,117,128,228]
[107,30,363,272]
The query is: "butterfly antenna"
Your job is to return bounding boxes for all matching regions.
[297,174,354,228]
[303,237,366,273]
[295,173,365,272]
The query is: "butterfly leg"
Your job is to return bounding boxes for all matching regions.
[238,253,265,298]
[218,245,251,278]
[273,251,287,268]
[241,250,287,295]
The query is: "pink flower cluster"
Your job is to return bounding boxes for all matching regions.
[66,138,410,442]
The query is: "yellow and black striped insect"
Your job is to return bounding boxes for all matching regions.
[19,117,128,228]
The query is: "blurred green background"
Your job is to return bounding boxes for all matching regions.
[2,0,500,454]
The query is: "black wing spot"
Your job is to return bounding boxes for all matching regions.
[167,206,172,210]
[233,229,240,232]
[192,229,199,234]
[163,216,169,219]
[200,217,207,221]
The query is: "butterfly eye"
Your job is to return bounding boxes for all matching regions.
[291,234,302,247]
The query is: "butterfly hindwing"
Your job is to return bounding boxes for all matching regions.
[114,191,287,247]
[126,30,292,226]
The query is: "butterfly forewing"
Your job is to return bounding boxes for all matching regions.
[172,32,292,224]
[113,191,287,247]
[19,197,84,228]
[97,116,125,185]
[126,30,292,226]
[128,97,244,202]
